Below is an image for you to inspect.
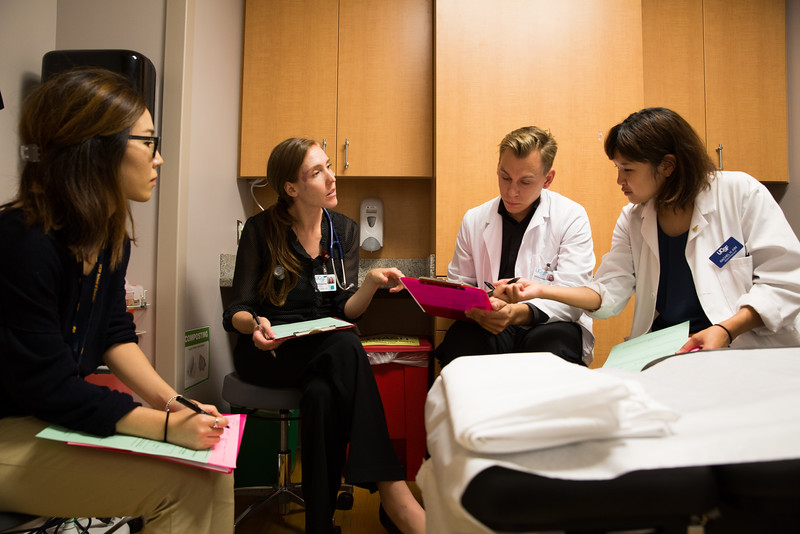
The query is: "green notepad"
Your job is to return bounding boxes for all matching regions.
[603,321,690,372]
[270,317,353,340]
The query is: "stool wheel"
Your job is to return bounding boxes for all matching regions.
[336,491,354,510]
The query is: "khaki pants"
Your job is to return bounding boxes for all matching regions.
[0,417,234,534]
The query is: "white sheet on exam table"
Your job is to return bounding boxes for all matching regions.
[417,348,800,534]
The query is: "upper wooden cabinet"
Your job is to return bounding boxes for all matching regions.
[643,0,788,182]
[239,0,433,178]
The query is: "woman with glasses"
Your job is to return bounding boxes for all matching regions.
[223,138,426,534]
[0,68,234,533]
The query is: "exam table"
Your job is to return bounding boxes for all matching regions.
[418,348,800,533]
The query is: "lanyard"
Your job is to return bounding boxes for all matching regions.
[71,251,104,368]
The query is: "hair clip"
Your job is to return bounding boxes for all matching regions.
[20,144,41,162]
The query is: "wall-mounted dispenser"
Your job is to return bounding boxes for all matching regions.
[360,198,384,251]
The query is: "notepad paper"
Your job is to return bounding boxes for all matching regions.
[36,413,246,473]
[603,321,690,372]
[270,317,353,340]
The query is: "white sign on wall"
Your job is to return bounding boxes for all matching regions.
[184,326,210,390]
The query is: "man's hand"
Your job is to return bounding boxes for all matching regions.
[466,297,529,335]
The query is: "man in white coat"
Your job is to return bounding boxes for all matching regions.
[435,126,596,368]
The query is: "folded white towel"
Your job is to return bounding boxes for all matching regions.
[440,353,679,454]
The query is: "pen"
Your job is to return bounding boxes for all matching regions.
[176,396,230,428]
[484,281,496,298]
[251,311,277,358]
[251,311,268,337]
[175,395,212,416]
[484,278,519,298]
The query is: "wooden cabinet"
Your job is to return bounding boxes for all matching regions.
[434,0,644,364]
[239,0,433,178]
[643,0,788,182]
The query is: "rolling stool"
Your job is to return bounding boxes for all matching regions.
[222,373,354,528]
[0,512,38,533]
[0,514,143,533]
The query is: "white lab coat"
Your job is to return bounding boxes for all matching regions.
[589,171,800,346]
[447,190,596,363]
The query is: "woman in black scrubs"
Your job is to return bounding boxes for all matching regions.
[223,138,425,534]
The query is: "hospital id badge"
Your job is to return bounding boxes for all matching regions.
[709,237,743,268]
[315,274,336,292]
[533,263,555,282]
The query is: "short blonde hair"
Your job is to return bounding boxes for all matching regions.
[498,126,558,173]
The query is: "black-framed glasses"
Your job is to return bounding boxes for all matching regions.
[128,135,160,158]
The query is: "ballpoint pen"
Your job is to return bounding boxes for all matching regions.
[251,311,277,358]
[176,396,230,428]
[484,278,519,298]
[483,281,495,298]
[175,395,212,416]
[251,311,269,338]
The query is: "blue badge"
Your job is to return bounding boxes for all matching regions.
[709,237,743,268]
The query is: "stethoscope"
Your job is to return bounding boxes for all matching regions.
[273,208,353,291]
[321,208,353,290]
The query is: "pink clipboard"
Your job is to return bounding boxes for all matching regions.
[53,414,247,474]
[401,277,492,321]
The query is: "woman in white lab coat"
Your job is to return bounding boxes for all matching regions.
[496,107,800,351]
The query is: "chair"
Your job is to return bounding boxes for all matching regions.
[222,373,354,528]
[0,512,38,533]
[0,514,142,533]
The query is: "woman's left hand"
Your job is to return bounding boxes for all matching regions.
[676,325,730,353]
[365,268,406,293]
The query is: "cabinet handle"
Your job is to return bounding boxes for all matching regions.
[716,144,724,170]
[321,138,327,153]
[344,138,350,170]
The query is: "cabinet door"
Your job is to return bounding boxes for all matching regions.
[239,0,338,178]
[704,0,787,182]
[643,0,788,183]
[642,0,707,139]
[337,0,433,177]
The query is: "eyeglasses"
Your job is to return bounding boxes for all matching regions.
[128,135,160,158]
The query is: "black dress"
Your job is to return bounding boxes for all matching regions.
[222,207,403,533]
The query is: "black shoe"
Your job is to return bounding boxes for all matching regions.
[378,504,403,534]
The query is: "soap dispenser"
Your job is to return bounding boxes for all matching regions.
[360,198,383,251]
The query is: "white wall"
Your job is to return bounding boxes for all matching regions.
[181,0,250,404]
[0,0,57,204]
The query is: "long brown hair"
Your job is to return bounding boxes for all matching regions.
[604,107,716,211]
[11,67,146,268]
[258,137,317,305]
